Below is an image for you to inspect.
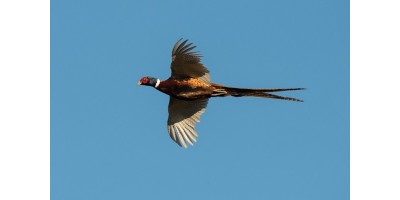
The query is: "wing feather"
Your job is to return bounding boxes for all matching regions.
[176,124,193,146]
[170,39,210,83]
[181,124,197,143]
[167,97,208,148]
[171,38,183,56]
[175,126,186,148]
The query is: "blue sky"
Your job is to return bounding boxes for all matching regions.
[51,0,349,199]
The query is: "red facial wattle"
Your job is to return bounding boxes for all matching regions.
[140,77,148,84]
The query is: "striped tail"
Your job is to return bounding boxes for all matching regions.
[211,85,305,102]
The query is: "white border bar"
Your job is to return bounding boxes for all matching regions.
[0,0,50,200]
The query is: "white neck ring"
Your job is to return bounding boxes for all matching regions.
[155,79,160,88]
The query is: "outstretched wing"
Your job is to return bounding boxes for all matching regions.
[167,97,208,148]
[170,39,210,83]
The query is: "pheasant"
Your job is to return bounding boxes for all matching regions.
[137,39,304,148]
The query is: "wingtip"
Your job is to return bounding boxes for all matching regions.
[176,38,191,46]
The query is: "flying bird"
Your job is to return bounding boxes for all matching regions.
[137,39,304,148]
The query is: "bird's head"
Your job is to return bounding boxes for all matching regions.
[137,76,159,87]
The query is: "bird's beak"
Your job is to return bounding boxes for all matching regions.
[137,81,142,86]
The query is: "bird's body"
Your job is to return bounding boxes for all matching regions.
[157,77,213,100]
[137,39,304,148]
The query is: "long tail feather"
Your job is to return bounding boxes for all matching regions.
[246,92,304,102]
[221,87,305,93]
[212,85,304,102]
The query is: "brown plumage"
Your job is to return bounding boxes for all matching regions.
[137,39,304,148]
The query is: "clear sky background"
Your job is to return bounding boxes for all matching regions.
[51,0,349,199]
